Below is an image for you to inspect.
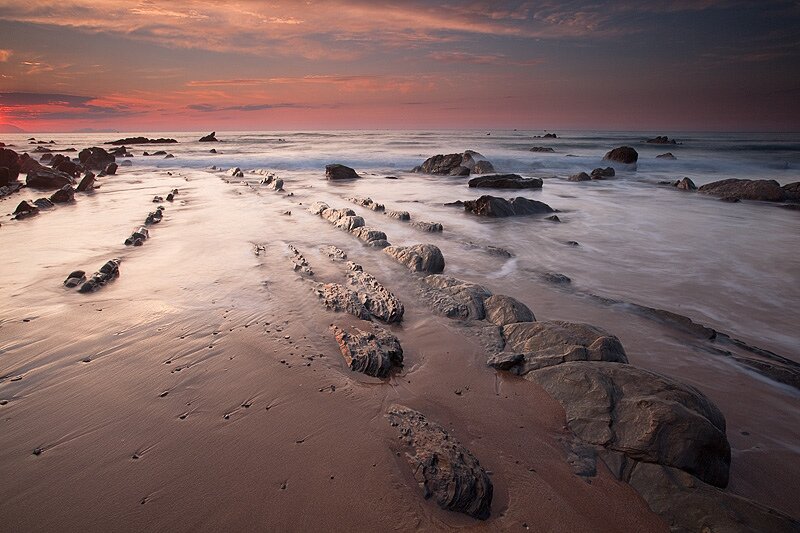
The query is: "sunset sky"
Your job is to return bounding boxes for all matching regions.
[1,0,799,132]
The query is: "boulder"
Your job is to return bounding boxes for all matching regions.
[347,269,404,323]
[698,179,786,202]
[627,462,799,533]
[105,162,118,175]
[387,405,493,519]
[33,198,54,209]
[463,195,554,217]
[227,167,244,178]
[674,177,696,191]
[568,172,591,182]
[350,226,389,246]
[54,158,81,177]
[63,270,86,288]
[491,321,628,373]
[656,152,677,160]
[19,153,46,174]
[333,215,365,231]
[483,295,534,326]
[782,181,800,201]
[383,244,445,273]
[410,221,443,232]
[603,146,638,165]
[421,275,492,320]
[308,201,330,215]
[325,164,360,180]
[78,147,115,171]
[472,160,495,174]
[199,132,218,142]
[26,168,74,190]
[386,210,410,221]
[106,137,177,145]
[530,146,555,153]
[646,136,677,145]
[332,324,403,378]
[529,361,730,487]
[12,200,39,219]
[468,174,543,189]
[49,184,75,203]
[0,147,21,181]
[313,283,371,320]
[591,167,615,179]
[415,153,469,175]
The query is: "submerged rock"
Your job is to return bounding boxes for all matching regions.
[603,146,638,165]
[384,244,445,273]
[325,164,360,180]
[346,196,384,211]
[568,172,591,182]
[331,324,403,378]
[698,178,787,202]
[468,174,543,189]
[320,245,347,261]
[387,405,493,519]
[646,136,678,145]
[49,184,75,203]
[530,146,555,153]
[463,195,554,217]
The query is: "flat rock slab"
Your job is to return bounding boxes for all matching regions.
[468,174,543,189]
[384,244,445,274]
[331,324,403,378]
[387,405,493,520]
[529,361,731,487]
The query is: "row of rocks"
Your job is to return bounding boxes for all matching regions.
[346,196,444,232]
[63,259,121,293]
[568,167,615,181]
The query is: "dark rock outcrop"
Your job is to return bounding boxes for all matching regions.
[483,295,534,326]
[468,174,543,189]
[49,184,75,203]
[106,137,177,145]
[591,167,615,179]
[656,152,677,160]
[26,168,74,190]
[105,162,118,175]
[387,405,493,519]
[530,146,555,153]
[0,147,21,182]
[124,226,149,247]
[646,136,677,145]
[78,147,115,171]
[325,164,360,180]
[13,200,39,219]
[603,146,638,165]
[471,160,495,174]
[63,270,86,288]
[463,195,554,217]
[78,259,121,293]
[383,244,445,273]
[568,172,591,182]
[698,178,787,202]
[674,177,696,191]
[199,132,218,142]
[529,361,731,487]
[415,153,469,175]
[783,181,800,201]
[332,324,403,378]
[76,172,95,192]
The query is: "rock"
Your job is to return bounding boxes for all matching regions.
[78,259,121,293]
[674,177,696,191]
[26,168,74,190]
[320,245,347,261]
[483,295,534,326]
[313,283,371,320]
[164,154,175,159]
[463,195,554,217]
[468,174,543,189]
[227,167,244,178]
[39,153,53,162]
[0,167,10,187]
[346,196,384,211]
[656,152,677,160]
[530,146,555,152]
[529,361,730,487]
[106,137,177,145]
[199,132,218,142]
[603,146,638,165]
[387,405,493,519]
[33,198,54,209]
[494,321,628,373]
[76,173,95,192]
[308,201,330,215]
[782,181,800,201]
[568,172,591,182]
[78,147,115,170]
[12,200,39,219]
[646,136,677,145]
[321,207,356,224]
[105,162,118,175]
[49,184,75,203]
[120,160,132,167]
[386,210,410,221]
[53,158,81,178]
[542,272,571,285]
[63,270,86,288]
[209,148,217,153]
[421,275,492,320]
[590,167,615,179]
[287,244,314,276]
[350,226,389,246]
[20,153,46,173]
[332,324,403,378]
[472,160,495,174]
[325,164,360,180]
[415,153,469,175]
[383,244,445,273]
[410,221,443,232]
[698,178,787,202]
[0,147,21,182]
[347,269,404,323]
[627,462,798,533]
[535,133,557,139]
[145,208,164,225]
[124,226,149,246]
[333,215,365,231]
[546,215,560,222]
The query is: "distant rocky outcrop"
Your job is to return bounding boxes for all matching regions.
[468,174,543,189]
[656,152,677,160]
[199,132,218,142]
[698,179,787,202]
[603,146,638,165]
[463,195,554,217]
[529,146,555,153]
[332,324,403,378]
[106,137,177,145]
[533,133,558,139]
[326,164,360,180]
[646,136,678,145]
[387,405,493,519]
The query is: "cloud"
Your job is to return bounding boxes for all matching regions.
[186,102,308,112]
[0,91,141,120]
[427,51,542,66]
[0,92,93,106]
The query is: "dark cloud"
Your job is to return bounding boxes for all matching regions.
[0,92,141,120]
[0,92,94,106]
[186,103,309,112]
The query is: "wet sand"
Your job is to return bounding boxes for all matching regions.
[0,165,797,530]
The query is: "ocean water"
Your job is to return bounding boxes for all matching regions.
[3,129,800,360]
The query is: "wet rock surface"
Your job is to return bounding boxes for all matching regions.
[603,146,639,165]
[347,267,404,323]
[331,324,403,378]
[463,195,555,217]
[421,275,492,320]
[410,221,443,232]
[483,294,535,326]
[698,178,787,202]
[387,405,493,520]
[468,174,543,189]
[313,283,371,320]
[325,164,360,180]
[383,244,445,273]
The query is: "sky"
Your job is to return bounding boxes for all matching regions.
[0,0,799,132]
